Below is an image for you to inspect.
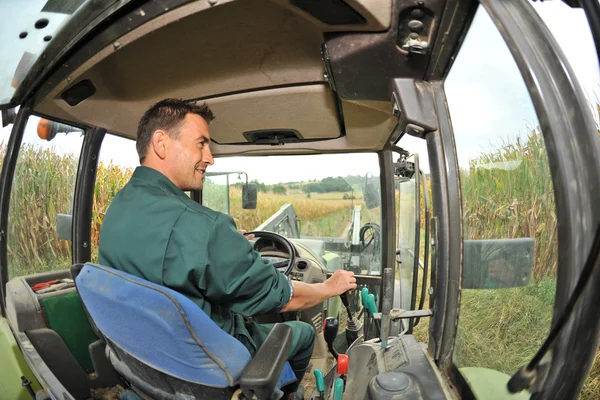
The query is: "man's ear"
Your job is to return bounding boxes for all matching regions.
[151,130,169,160]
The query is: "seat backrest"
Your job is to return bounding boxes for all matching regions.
[71,263,103,339]
[75,263,251,388]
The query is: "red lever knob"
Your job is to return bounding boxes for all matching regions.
[337,354,349,375]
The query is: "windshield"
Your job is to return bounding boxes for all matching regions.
[204,153,383,276]
[0,1,96,105]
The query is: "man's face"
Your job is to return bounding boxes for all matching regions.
[165,113,214,191]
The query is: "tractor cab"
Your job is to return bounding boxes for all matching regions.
[1,1,599,400]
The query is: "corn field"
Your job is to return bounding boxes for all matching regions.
[91,161,135,247]
[1,144,369,276]
[0,129,563,280]
[461,129,557,280]
[5,144,78,274]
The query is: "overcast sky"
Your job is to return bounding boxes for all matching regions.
[1,1,598,183]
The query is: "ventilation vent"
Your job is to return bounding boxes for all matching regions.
[291,0,366,25]
[243,129,303,145]
[296,261,308,270]
[61,79,96,106]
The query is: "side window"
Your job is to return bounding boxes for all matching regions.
[5,116,84,278]
[91,133,137,262]
[202,174,230,215]
[445,6,557,395]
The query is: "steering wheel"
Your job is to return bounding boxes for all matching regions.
[243,231,296,276]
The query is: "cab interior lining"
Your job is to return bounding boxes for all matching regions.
[33,0,397,154]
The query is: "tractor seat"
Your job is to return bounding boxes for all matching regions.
[75,263,296,400]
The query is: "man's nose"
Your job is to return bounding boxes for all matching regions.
[203,144,214,165]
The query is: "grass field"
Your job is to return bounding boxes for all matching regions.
[1,125,598,398]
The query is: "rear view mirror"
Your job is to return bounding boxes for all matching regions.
[1,107,16,127]
[463,238,534,289]
[56,214,72,241]
[243,183,257,209]
[363,175,381,209]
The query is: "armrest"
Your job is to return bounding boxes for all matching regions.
[240,323,292,400]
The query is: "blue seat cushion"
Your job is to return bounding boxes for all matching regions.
[76,263,295,389]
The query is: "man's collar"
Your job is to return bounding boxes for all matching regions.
[131,166,188,198]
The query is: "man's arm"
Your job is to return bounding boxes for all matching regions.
[281,269,356,312]
[176,213,292,316]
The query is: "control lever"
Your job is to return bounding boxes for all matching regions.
[367,293,380,336]
[314,369,325,400]
[340,291,362,347]
[380,268,393,349]
[333,378,344,400]
[336,354,349,390]
[361,288,371,340]
[324,317,339,359]
[340,291,353,317]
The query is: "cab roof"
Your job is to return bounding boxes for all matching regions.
[3,0,476,156]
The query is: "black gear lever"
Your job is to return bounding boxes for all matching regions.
[324,317,339,359]
[340,291,353,317]
[340,291,362,347]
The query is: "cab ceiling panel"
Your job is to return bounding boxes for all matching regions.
[35,0,326,124]
[209,98,395,156]
[30,0,405,152]
[208,85,341,144]
[67,0,325,102]
[37,84,342,142]
[35,0,392,123]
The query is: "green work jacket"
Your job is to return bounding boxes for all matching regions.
[98,166,291,353]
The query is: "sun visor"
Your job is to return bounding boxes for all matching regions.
[206,84,342,144]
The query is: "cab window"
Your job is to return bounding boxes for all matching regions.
[91,133,137,262]
[209,153,382,276]
[3,116,83,278]
[445,5,567,396]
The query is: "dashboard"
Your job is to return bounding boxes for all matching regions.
[251,236,328,283]
[249,234,329,336]
[253,237,289,254]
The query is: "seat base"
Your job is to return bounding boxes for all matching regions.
[107,339,236,400]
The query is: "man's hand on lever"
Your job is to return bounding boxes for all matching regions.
[325,269,357,296]
[281,270,357,312]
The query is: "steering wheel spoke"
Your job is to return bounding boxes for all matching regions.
[244,231,296,276]
[272,260,289,269]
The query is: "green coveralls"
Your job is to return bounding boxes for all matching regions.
[98,166,315,379]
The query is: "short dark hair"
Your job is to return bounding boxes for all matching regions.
[136,98,215,163]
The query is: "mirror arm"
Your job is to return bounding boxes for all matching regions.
[391,145,410,158]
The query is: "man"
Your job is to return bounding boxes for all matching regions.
[98,98,357,392]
